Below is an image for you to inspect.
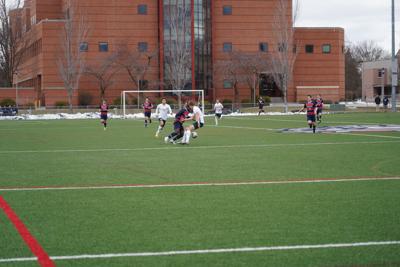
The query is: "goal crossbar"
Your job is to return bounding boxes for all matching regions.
[121,90,205,118]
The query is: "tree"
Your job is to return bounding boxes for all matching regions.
[344,46,362,100]
[115,44,157,90]
[0,0,26,87]
[236,51,270,104]
[57,0,89,112]
[351,40,390,63]
[84,54,119,100]
[163,1,192,108]
[270,0,299,113]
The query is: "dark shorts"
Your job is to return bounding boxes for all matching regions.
[100,114,108,121]
[144,112,151,118]
[259,106,264,110]
[192,122,204,129]
[317,109,322,115]
[307,115,316,122]
[215,113,222,118]
[173,121,184,132]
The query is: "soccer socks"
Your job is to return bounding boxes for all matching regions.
[215,117,218,126]
[182,130,191,144]
[155,126,163,137]
[313,125,316,133]
[144,119,148,127]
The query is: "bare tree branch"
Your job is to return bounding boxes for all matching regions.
[163,1,192,108]
[270,0,298,112]
[84,54,119,100]
[57,0,89,112]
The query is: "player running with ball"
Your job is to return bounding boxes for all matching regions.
[155,98,172,137]
[164,101,194,144]
[298,95,318,133]
[181,103,205,144]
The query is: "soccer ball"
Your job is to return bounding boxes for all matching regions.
[192,131,198,138]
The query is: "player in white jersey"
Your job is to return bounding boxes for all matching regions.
[214,99,224,126]
[155,98,173,137]
[181,104,204,144]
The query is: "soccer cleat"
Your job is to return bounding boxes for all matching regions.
[103,127,106,131]
[155,133,159,138]
[164,137,169,143]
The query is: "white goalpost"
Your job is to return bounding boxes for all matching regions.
[121,90,205,118]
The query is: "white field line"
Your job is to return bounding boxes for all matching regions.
[211,125,277,131]
[224,116,388,125]
[0,177,399,192]
[0,241,399,263]
[334,132,400,139]
[1,140,400,154]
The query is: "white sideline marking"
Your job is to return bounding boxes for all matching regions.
[0,177,399,192]
[1,140,400,154]
[224,116,387,125]
[0,241,399,263]
[211,125,277,131]
[335,132,400,139]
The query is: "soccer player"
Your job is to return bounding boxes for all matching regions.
[143,97,153,127]
[258,97,265,116]
[99,99,109,130]
[315,94,324,123]
[155,98,172,137]
[181,103,205,144]
[164,101,195,144]
[298,95,318,133]
[214,99,224,126]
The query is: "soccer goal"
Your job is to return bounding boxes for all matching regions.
[121,90,205,118]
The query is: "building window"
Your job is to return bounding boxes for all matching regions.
[305,44,314,54]
[99,42,108,52]
[223,42,232,52]
[138,4,147,15]
[139,80,149,90]
[322,44,331,54]
[378,68,385,78]
[223,80,233,89]
[80,42,88,52]
[138,42,148,52]
[223,6,232,15]
[259,42,268,52]
[278,43,287,52]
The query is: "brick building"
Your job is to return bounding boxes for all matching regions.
[7,0,345,107]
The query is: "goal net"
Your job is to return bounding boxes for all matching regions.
[121,90,205,118]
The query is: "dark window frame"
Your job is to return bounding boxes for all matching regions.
[322,44,331,54]
[305,44,314,54]
[223,80,233,89]
[223,42,232,52]
[79,42,88,52]
[98,42,109,52]
[138,42,148,52]
[259,42,268,52]
[138,4,147,15]
[223,5,232,15]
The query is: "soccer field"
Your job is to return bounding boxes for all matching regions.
[1,112,400,267]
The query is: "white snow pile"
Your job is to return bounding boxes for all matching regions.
[0,111,301,121]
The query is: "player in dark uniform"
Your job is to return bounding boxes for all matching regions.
[315,94,324,123]
[258,97,265,116]
[164,101,195,144]
[298,95,318,133]
[99,100,109,130]
[143,97,153,127]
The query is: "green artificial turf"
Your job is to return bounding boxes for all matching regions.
[0,112,400,266]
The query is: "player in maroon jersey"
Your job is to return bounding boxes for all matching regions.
[143,97,153,127]
[99,100,109,130]
[164,101,195,144]
[315,94,324,123]
[298,95,318,133]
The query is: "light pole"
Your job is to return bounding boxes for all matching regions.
[380,68,385,102]
[391,0,397,112]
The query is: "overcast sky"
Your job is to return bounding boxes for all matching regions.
[296,0,400,52]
